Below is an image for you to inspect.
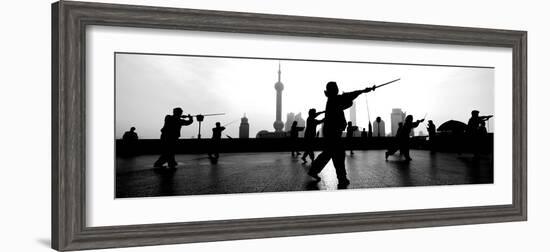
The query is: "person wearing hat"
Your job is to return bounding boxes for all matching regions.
[154,107,194,169]
[308,81,375,187]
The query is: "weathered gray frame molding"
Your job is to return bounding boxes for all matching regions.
[52,1,527,251]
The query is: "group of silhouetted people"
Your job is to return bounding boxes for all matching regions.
[121,79,491,189]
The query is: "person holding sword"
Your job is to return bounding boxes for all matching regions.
[308,81,379,187]
[154,107,194,169]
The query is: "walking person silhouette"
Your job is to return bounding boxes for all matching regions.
[154,107,193,169]
[301,109,325,164]
[308,81,375,187]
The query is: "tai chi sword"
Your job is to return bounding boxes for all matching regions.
[374,78,401,89]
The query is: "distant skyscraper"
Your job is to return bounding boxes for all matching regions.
[284,112,295,132]
[273,62,284,132]
[349,101,357,126]
[239,114,249,139]
[294,113,306,137]
[391,108,406,136]
[373,117,386,137]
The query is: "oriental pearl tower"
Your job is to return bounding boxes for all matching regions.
[273,62,285,132]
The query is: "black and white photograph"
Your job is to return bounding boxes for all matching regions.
[115,53,495,198]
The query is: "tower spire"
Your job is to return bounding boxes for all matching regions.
[273,61,285,132]
[278,61,281,82]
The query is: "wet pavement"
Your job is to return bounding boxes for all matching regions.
[116,150,493,198]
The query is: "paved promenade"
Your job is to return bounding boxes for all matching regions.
[116,150,493,198]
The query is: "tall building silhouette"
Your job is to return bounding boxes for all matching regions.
[239,114,249,139]
[284,112,295,132]
[349,101,357,126]
[391,108,406,136]
[273,62,284,132]
[373,117,386,137]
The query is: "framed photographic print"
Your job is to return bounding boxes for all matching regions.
[52,1,527,251]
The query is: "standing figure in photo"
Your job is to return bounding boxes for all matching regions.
[427,120,437,151]
[301,109,325,164]
[386,115,424,161]
[385,122,403,161]
[122,126,139,142]
[290,121,305,157]
[361,128,368,138]
[208,122,226,161]
[308,81,375,187]
[346,121,358,155]
[153,107,193,169]
[466,110,493,157]
[121,126,139,156]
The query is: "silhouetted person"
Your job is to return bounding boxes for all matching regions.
[385,122,403,160]
[386,115,424,161]
[302,109,325,164]
[208,122,225,160]
[122,127,139,156]
[361,128,368,138]
[123,127,139,142]
[466,110,492,155]
[290,121,305,157]
[308,81,375,187]
[427,120,436,151]
[472,120,489,159]
[346,121,358,155]
[154,107,193,169]
[478,121,488,135]
[467,110,492,135]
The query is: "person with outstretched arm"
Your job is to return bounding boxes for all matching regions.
[302,109,324,164]
[308,81,375,187]
[154,107,193,169]
[386,115,424,161]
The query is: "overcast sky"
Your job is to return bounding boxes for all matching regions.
[115,53,494,139]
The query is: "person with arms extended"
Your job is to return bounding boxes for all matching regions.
[301,109,324,164]
[154,107,193,169]
[466,110,493,157]
[386,115,424,161]
[308,81,375,187]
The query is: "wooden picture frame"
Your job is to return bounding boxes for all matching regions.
[52,1,527,251]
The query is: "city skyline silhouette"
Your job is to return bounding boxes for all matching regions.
[115,53,494,139]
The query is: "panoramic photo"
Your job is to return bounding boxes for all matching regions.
[115,52,494,198]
